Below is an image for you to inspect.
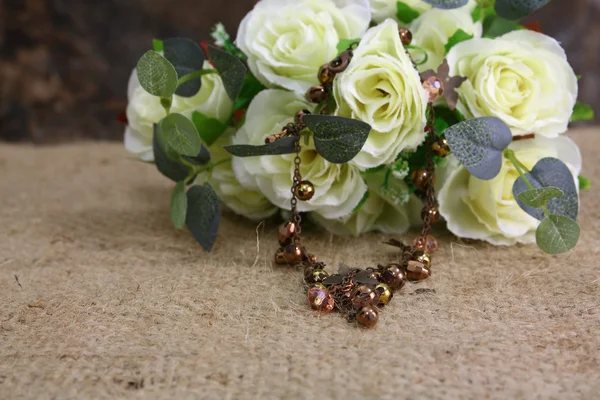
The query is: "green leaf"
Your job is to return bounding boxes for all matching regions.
[136,50,178,98]
[495,0,552,20]
[353,191,370,212]
[191,111,228,147]
[159,113,202,157]
[444,117,512,180]
[571,102,594,122]
[234,73,266,111]
[513,157,579,221]
[208,45,247,101]
[182,146,211,166]
[163,38,205,97]
[224,136,297,157]
[336,38,360,56]
[186,183,221,252]
[422,0,468,9]
[578,175,591,191]
[152,38,164,52]
[152,124,189,182]
[445,29,474,54]
[171,181,188,229]
[396,2,420,23]
[471,5,482,21]
[302,115,371,164]
[517,187,564,208]
[536,215,580,255]
[483,15,519,38]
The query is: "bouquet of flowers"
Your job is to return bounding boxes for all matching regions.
[123,0,592,255]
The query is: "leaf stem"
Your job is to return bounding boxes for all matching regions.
[177,69,218,87]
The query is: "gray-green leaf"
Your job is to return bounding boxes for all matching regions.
[495,0,552,20]
[136,50,178,98]
[536,215,580,255]
[163,38,205,97]
[302,115,371,164]
[208,45,247,101]
[518,187,564,208]
[224,136,296,157]
[170,181,188,229]
[153,124,189,182]
[159,113,202,157]
[513,157,578,221]
[422,0,468,9]
[186,183,221,252]
[445,116,512,180]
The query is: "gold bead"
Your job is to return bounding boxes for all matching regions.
[432,138,450,157]
[375,283,393,305]
[398,28,413,46]
[278,221,297,247]
[351,285,378,307]
[356,306,379,328]
[414,251,432,268]
[421,206,440,224]
[328,50,351,73]
[309,269,329,284]
[318,65,336,85]
[405,260,431,281]
[307,286,335,312]
[306,85,327,103]
[295,180,315,201]
[423,76,444,103]
[380,264,406,290]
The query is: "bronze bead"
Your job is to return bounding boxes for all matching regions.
[278,221,297,247]
[307,286,335,312]
[405,260,431,281]
[380,264,406,290]
[264,132,284,144]
[318,65,336,85]
[432,138,450,157]
[398,28,413,46]
[294,109,311,127]
[306,85,327,103]
[309,269,330,284]
[311,283,327,290]
[411,168,434,189]
[282,244,304,264]
[414,235,439,254]
[274,247,286,264]
[356,306,379,328]
[423,75,444,103]
[421,206,440,224]
[328,50,351,73]
[351,285,378,307]
[375,283,393,305]
[295,181,315,201]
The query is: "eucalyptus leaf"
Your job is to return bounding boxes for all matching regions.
[224,136,296,157]
[422,0,468,9]
[482,15,519,38]
[163,38,205,97]
[153,124,189,182]
[186,183,221,252]
[208,45,247,101]
[302,115,371,164]
[170,181,188,229]
[495,0,551,20]
[136,50,178,98]
[513,157,579,221]
[191,111,228,147]
[444,116,512,180]
[536,215,580,255]
[159,113,202,157]
[182,145,211,166]
[517,186,564,208]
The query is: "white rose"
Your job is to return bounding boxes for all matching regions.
[334,19,428,169]
[409,7,482,72]
[232,89,367,219]
[196,129,278,221]
[124,61,233,161]
[236,0,370,94]
[447,31,578,137]
[370,0,477,24]
[438,135,582,246]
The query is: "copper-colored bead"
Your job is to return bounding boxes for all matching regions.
[411,168,434,189]
[306,85,327,103]
[405,260,431,281]
[307,286,335,312]
[278,221,297,247]
[423,76,444,103]
[351,285,378,307]
[380,264,406,290]
[295,180,315,201]
[414,251,432,268]
[282,244,304,264]
[375,283,393,305]
[264,132,284,144]
[311,283,327,290]
[328,50,351,73]
[318,65,336,85]
[367,269,381,282]
[294,109,311,127]
[398,28,413,46]
[421,206,440,224]
[356,306,379,328]
[432,138,450,157]
[309,269,329,284]
[414,235,439,254]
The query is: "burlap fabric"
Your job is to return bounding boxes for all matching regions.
[1,129,598,399]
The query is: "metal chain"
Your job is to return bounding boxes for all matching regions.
[291,131,302,242]
[419,104,437,241]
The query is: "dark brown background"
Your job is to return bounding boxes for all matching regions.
[0,0,598,143]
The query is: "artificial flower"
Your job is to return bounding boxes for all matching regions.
[438,135,582,246]
[447,30,578,137]
[232,89,367,219]
[334,19,428,170]
[236,0,370,94]
[124,61,233,161]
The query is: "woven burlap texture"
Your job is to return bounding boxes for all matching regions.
[1,129,599,399]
